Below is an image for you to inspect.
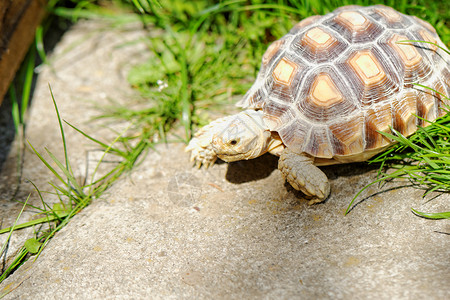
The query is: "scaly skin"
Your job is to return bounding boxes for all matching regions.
[185,117,225,168]
[186,110,272,167]
[278,148,330,204]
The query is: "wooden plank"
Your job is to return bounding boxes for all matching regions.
[0,0,47,106]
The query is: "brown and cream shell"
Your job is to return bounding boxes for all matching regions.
[238,5,450,162]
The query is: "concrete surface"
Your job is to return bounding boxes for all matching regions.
[0,19,449,299]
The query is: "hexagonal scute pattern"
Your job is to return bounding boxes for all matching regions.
[364,103,392,150]
[392,91,417,136]
[369,5,411,29]
[373,6,402,23]
[289,15,322,35]
[378,33,433,86]
[303,125,334,158]
[263,101,298,131]
[237,5,450,160]
[442,68,450,97]
[264,54,310,104]
[349,50,386,85]
[325,10,384,43]
[338,47,400,107]
[433,81,450,117]
[310,74,343,107]
[416,90,437,127]
[329,114,365,156]
[297,67,358,123]
[290,26,348,63]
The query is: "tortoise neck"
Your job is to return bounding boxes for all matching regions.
[267,132,285,156]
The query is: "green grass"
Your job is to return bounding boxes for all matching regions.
[1,0,449,286]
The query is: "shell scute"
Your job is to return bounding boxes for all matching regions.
[265,54,310,104]
[290,26,348,63]
[392,91,417,136]
[289,15,322,35]
[262,39,285,66]
[240,87,266,109]
[364,103,392,149]
[411,16,437,35]
[418,29,438,52]
[370,5,411,29]
[416,90,437,127]
[378,33,433,87]
[277,118,311,150]
[296,67,358,124]
[326,10,384,43]
[338,47,400,107]
[304,126,333,158]
[263,100,297,130]
[272,57,298,85]
[329,114,364,155]
[433,81,450,116]
[442,68,450,97]
[310,73,343,107]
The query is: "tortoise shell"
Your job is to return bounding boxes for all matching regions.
[238,5,450,162]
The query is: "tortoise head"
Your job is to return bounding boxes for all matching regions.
[211,110,271,162]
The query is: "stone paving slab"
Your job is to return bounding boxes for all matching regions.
[1,18,449,300]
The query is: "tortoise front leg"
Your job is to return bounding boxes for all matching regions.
[185,123,218,168]
[278,148,330,205]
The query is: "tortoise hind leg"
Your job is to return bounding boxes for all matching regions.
[278,148,330,205]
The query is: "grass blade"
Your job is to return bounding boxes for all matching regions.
[0,195,31,254]
[396,40,450,56]
[0,212,69,235]
[64,120,126,157]
[49,84,69,171]
[27,141,67,187]
[44,148,84,196]
[411,208,450,219]
[20,48,36,120]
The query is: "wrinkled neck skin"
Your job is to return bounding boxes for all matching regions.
[267,132,285,157]
[211,110,283,162]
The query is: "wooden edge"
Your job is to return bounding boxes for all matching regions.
[0,0,47,106]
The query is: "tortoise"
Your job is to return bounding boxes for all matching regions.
[186,5,450,204]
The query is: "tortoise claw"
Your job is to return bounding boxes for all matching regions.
[186,137,217,168]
